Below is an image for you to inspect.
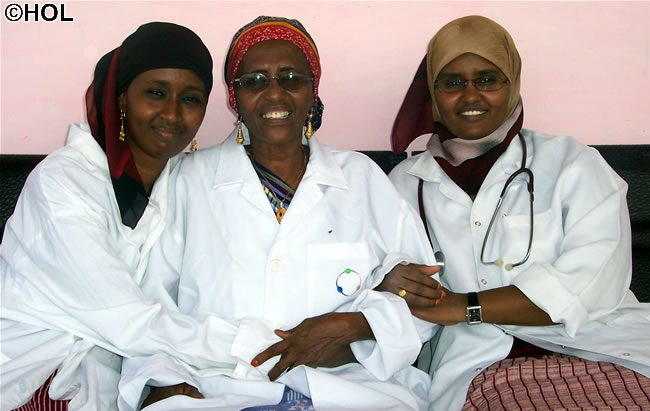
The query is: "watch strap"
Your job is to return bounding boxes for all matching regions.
[466,292,482,325]
[468,291,479,307]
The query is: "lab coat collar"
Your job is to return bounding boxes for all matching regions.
[407,132,532,190]
[213,127,253,188]
[481,131,533,191]
[304,134,348,190]
[213,127,348,191]
[66,123,110,171]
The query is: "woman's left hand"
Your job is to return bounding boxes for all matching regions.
[376,263,445,307]
[251,312,372,380]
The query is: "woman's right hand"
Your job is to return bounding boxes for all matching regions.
[376,263,445,307]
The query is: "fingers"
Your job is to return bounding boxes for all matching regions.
[401,287,445,307]
[251,339,287,368]
[401,264,441,285]
[181,384,204,399]
[410,263,440,276]
[274,329,291,339]
[141,384,203,408]
[395,277,446,303]
[267,357,293,381]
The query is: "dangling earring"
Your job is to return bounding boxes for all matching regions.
[191,137,198,152]
[119,109,126,142]
[236,116,244,145]
[305,110,313,139]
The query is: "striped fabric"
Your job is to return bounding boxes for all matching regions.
[12,372,69,411]
[250,157,297,215]
[241,386,315,411]
[463,354,650,410]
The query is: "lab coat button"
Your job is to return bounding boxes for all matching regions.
[481,279,487,285]
[622,352,631,357]
[269,259,283,272]
[474,221,481,226]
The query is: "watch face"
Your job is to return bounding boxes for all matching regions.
[467,306,482,325]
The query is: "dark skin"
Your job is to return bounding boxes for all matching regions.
[234,39,313,188]
[141,40,373,406]
[118,68,207,193]
[378,266,553,326]
[233,39,380,380]
[141,383,203,408]
[252,312,374,380]
[124,69,207,407]
[378,53,554,327]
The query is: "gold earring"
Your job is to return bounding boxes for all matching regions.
[119,109,126,141]
[305,110,313,139]
[236,116,244,145]
[191,137,198,152]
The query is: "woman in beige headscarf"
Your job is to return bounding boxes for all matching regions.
[382,15,650,410]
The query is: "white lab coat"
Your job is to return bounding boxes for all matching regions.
[117,127,438,411]
[389,129,650,411]
[1,124,281,410]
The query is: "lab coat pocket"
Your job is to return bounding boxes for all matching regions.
[497,208,558,274]
[306,242,376,316]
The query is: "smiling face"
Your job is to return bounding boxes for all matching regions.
[234,40,313,147]
[118,68,207,165]
[434,53,511,140]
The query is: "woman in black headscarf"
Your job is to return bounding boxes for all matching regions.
[0,22,251,410]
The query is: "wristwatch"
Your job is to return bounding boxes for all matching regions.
[466,292,482,325]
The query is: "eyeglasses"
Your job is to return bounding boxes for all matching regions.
[234,72,313,93]
[434,76,508,93]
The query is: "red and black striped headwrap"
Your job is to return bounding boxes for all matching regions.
[225,16,322,116]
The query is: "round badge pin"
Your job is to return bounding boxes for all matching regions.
[336,268,361,296]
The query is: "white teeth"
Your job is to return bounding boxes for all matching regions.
[262,111,290,119]
[460,110,485,116]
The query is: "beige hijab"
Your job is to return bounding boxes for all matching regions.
[426,15,521,123]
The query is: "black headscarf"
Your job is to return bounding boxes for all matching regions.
[85,22,213,228]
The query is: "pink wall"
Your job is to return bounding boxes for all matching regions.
[1,1,649,154]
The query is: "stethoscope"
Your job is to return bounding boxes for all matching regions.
[418,133,534,274]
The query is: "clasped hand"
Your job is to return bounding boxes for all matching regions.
[376,263,465,325]
[251,312,365,380]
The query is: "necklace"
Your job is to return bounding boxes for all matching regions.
[246,145,308,223]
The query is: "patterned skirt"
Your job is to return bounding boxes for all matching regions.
[463,354,650,410]
[12,372,70,411]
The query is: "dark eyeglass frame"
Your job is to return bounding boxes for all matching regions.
[434,76,509,93]
[233,72,314,93]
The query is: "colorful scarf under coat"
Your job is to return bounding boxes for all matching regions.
[248,155,300,215]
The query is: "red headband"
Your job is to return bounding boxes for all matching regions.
[226,21,321,112]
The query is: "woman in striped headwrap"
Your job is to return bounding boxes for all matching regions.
[118,16,441,411]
